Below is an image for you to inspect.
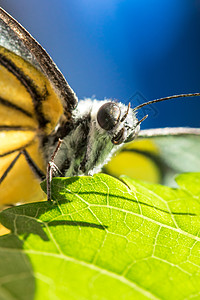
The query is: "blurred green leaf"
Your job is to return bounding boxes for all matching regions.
[0,173,200,299]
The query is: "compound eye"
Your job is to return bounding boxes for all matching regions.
[97,102,121,131]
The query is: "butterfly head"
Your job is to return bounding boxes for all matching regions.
[96,101,145,145]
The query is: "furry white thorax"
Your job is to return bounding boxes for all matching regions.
[53,98,139,177]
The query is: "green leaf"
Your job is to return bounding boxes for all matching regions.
[0,173,200,300]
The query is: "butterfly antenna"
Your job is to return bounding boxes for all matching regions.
[133,93,200,111]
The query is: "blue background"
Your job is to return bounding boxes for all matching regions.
[1,0,200,130]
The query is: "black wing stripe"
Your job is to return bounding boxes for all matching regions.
[0,53,49,129]
[0,142,33,157]
[0,150,45,184]
[0,126,35,131]
[0,152,21,184]
[0,96,33,118]
[22,149,45,180]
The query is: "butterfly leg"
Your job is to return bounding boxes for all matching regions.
[47,139,63,202]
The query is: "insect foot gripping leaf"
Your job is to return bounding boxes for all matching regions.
[0,173,200,300]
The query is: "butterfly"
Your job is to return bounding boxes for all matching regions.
[0,7,200,205]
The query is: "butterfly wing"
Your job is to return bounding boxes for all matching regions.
[104,132,200,187]
[0,7,78,112]
[0,8,76,204]
[0,45,66,204]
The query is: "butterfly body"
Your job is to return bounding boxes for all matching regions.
[46,98,139,178]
